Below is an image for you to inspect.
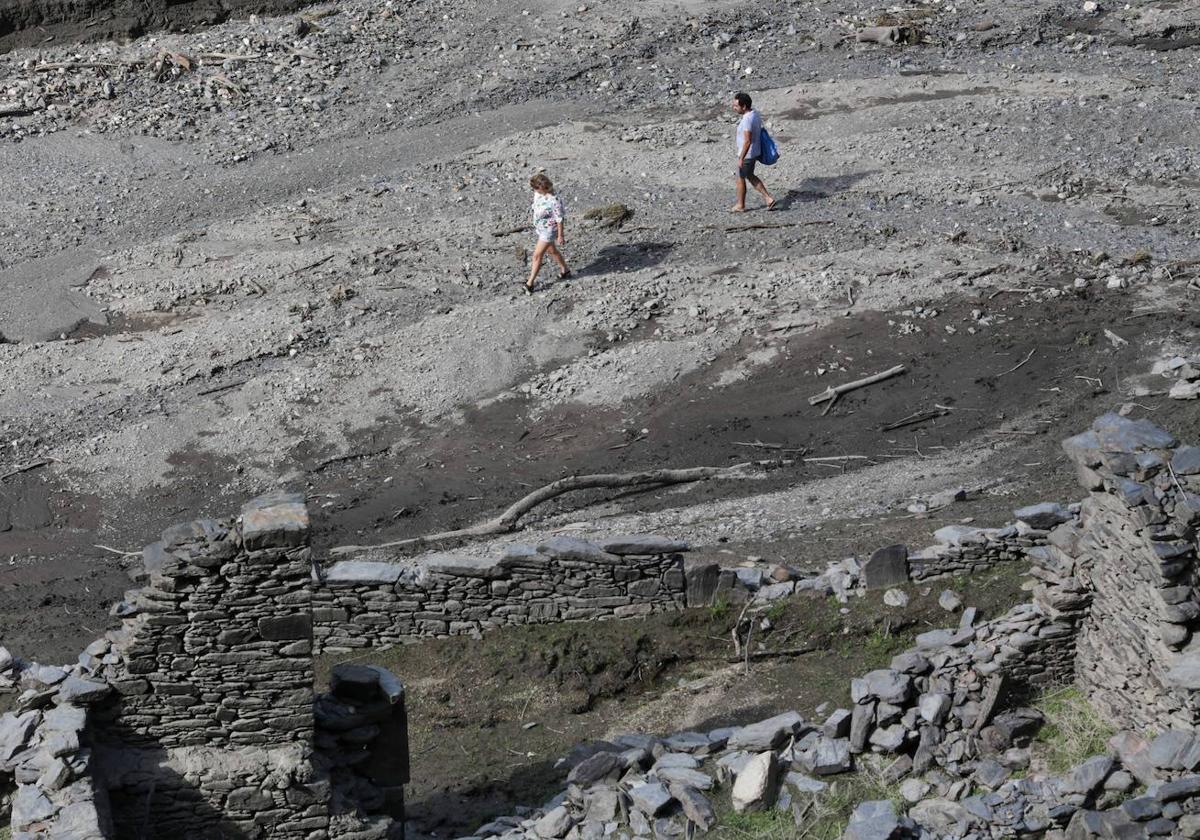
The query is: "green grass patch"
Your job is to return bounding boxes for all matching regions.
[709,767,902,840]
[1033,686,1115,773]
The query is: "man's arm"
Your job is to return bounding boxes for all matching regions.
[739,133,752,165]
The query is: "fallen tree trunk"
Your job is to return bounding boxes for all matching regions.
[330,461,784,555]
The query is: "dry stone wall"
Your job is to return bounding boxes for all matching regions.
[1055,413,1200,732]
[312,536,688,652]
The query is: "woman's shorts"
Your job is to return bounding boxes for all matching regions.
[737,158,758,178]
[536,224,558,243]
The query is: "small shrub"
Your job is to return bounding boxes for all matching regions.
[582,204,633,229]
[708,598,732,621]
[765,601,788,622]
[1034,686,1115,773]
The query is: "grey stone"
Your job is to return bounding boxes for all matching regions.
[862,545,908,589]
[534,805,576,838]
[972,758,1010,790]
[937,590,962,612]
[918,693,951,725]
[882,588,908,608]
[822,709,852,739]
[805,737,852,775]
[1167,654,1200,690]
[1014,502,1072,529]
[12,784,58,823]
[715,751,753,779]
[537,537,618,564]
[653,753,699,771]
[1148,730,1196,769]
[684,564,719,607]
[755,582,795,601]
[727,712,803,751]
[734,568,763,590]
[669,784,715,830]
[655,767,713,791]
[844,800,901,840]
[582,788,620,823]
[909,799,973,834]
[859,669,911,705]
[662,732,709,753]
[1121,797,1163,821]
[849,701,874,753]
[569,752,623,785]
[867,725,905,753]
[0,710,39,763]
[1158,775,1200,801]
[1173,446,1200,476]
[899,778,930,803]
[56,675,111,705]
[890,652,931,674]
[1061,755,1114,796]
[784,772,827,795]
[1092,413,1178,452]
[598,536,689,556]
[628,782,673,817]
[325,560,404,584]
[241,491,308,549]
[731,751,778,813]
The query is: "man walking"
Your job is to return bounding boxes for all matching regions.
[731,92,775,212]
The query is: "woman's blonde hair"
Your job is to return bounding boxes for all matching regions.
[530,173,554,193]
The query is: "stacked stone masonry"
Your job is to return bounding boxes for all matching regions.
[311,536,689,653]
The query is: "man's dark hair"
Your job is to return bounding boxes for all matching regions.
[735,92,752,109]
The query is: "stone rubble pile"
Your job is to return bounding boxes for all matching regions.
[1147,354,1200,401]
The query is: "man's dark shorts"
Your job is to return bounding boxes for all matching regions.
[737,158,758,179]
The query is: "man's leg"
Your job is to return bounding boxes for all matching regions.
[732,173,747,211]
[747,174,775,207]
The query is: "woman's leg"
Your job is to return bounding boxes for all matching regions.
[547,242,569,274]
[526,240,550,288]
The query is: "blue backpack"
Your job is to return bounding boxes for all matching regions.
[759,127,780,166]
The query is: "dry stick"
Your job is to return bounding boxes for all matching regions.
[287,254,335,276]
[808,364,907,406]
[730,599,754,659]
[726,644,820,663]
[723,220,833,233]
[94,544,140,557]
[987,286,1038,300]
[491,225,527,237]
[881,406,948,431]
[0,459,51,481]
[330,461,784,555]
[803,455,871,462]
[197,379,247,397]
[995,348,1036,377]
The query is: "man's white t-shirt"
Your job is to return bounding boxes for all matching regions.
[736,110,762,159]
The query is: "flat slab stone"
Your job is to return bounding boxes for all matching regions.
[1092,413,1178,452]
[727,712,803,751]
[861,544,908,589]
[241,491,308,550]
[56,675,112,705]
[325,560,404,585]
[536,537,618,564]
[597,536,689,556]
[1173,446,1200,476]
[1167,654,1200,690]
[1013,502,1071,529]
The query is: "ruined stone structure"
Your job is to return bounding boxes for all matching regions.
[312,536,689,652]
[5,413,1200,840]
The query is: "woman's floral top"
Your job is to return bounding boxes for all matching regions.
[531,192,564,240]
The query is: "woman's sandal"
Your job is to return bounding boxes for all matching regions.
[524,281,535,295]
[559,269,572,280]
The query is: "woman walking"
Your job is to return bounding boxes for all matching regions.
[526,173,571,294]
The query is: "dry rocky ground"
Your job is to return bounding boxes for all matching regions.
[2,0,1200,830]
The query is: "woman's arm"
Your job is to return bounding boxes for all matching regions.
[554,198,565,244]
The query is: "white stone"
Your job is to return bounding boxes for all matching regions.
[731,751,778,813]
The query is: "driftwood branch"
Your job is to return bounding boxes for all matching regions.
[0,459,52,482]
[330,461,784,555]
[808,364,906,406]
